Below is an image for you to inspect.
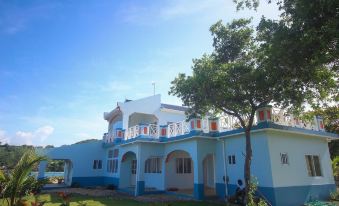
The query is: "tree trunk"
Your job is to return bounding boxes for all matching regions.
[244,128,252,204]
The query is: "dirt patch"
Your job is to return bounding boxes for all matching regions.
[41,188,195,202]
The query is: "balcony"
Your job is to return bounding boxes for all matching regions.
[103,107,326,142]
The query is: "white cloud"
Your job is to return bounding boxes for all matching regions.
[15,125,54,145]
[0,129,10,144]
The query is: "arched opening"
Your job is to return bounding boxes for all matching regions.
[119,151,137,191]
[165,150,194,196]
[128,112,158,127]
[203,154,216,197]
[39,159,73,188]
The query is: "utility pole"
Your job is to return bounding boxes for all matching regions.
[152,81,155,95]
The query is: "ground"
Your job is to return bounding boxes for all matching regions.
[1,188,338,206]
[1,188,226,206]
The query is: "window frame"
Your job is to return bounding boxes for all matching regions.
[145,157,162,174]
[93,160,102,170]
[131,159,137,174]
[176,157,192,174]
[280,153,289,165]
[305,154,322,177]
[228,155,236,165]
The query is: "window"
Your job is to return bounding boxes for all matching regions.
[113,149,119,158]
[93,160,97,169]
[93,160,102,169]
[280,153,289,165]
[176,158,191,174]
[145,157,162,173]
[131,160,137,174]
[98,160,102,169]
[108,150,113,158]
[305,155,322,177]
[228,155,236,165]
[107,159,118,173]
[107,149,119,173]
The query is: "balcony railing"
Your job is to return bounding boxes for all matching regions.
[103,108,325,142]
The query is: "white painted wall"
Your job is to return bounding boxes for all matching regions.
[139,143,165,190]
[267,130,335,187]
[45,141,106,177]
[203,154,215,188]
[119,95,162,129]
[165,150,194,189]
[154,109,186,125]
[223,132,274,187]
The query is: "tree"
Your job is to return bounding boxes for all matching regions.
[170,16,336,203]
[170,19,276,202]
[0,149,47,206]
[302,106,339,159]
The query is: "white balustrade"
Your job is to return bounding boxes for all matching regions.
[149,124,159,138]
[120,109,321,141]
[271,109,319,131]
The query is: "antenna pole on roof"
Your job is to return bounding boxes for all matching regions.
[152,81,155,96]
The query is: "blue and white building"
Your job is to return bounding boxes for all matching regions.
[38,95,338,206]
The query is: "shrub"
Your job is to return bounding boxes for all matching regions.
[330,190,339,200]
[305,200,335,206]
[70,182,80,188]
[106,184,116,190]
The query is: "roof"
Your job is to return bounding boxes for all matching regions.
[160,103,188,112]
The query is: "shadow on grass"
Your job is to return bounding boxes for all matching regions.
[15,193,228,206]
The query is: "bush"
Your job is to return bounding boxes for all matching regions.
[106,184,116,190]
[330,190,339,201]
[70,182,80,188]
[304,200,335,206]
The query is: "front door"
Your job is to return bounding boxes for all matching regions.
[130,160,137,186]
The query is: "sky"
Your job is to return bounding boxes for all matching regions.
[0,0,280,146]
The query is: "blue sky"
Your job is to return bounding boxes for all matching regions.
[0,0,279,146]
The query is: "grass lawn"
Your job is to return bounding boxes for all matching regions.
[2,193,339,206]
[1,193,226,206]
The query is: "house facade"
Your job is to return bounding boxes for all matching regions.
[38,95,337,206]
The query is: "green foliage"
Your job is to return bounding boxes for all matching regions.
[240,0,338,107]
[46,160,64,172]
[0,145,34,169]
[0,150,47,206]
[170,19,272,125]
[170,1,337,201]
[301,106,339,159]
[330,190,339,201]
[247,177,269,206]
[332,156,339,178]
[304,200,335,206]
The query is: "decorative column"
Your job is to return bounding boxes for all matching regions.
[256,105,273,123]
[193,152,204,200]
[159,125,168,141]
[190,118,203,132]
[114,128,123,143]
[37,160,47,180]
[135,145,145,196]
[139,124,149,136]
[209,118,219,133]
[315,116,325,131]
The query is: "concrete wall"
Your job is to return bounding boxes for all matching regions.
[222,132,273,188]
[165,150,194,189]
[266,130,335,205]
[42,141,106,187]
[119,95,161,130]
[154,109,186,125]
[267,130,334,187]
[139,143,165,190]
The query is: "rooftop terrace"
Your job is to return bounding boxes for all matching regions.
[103,107,333,145]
